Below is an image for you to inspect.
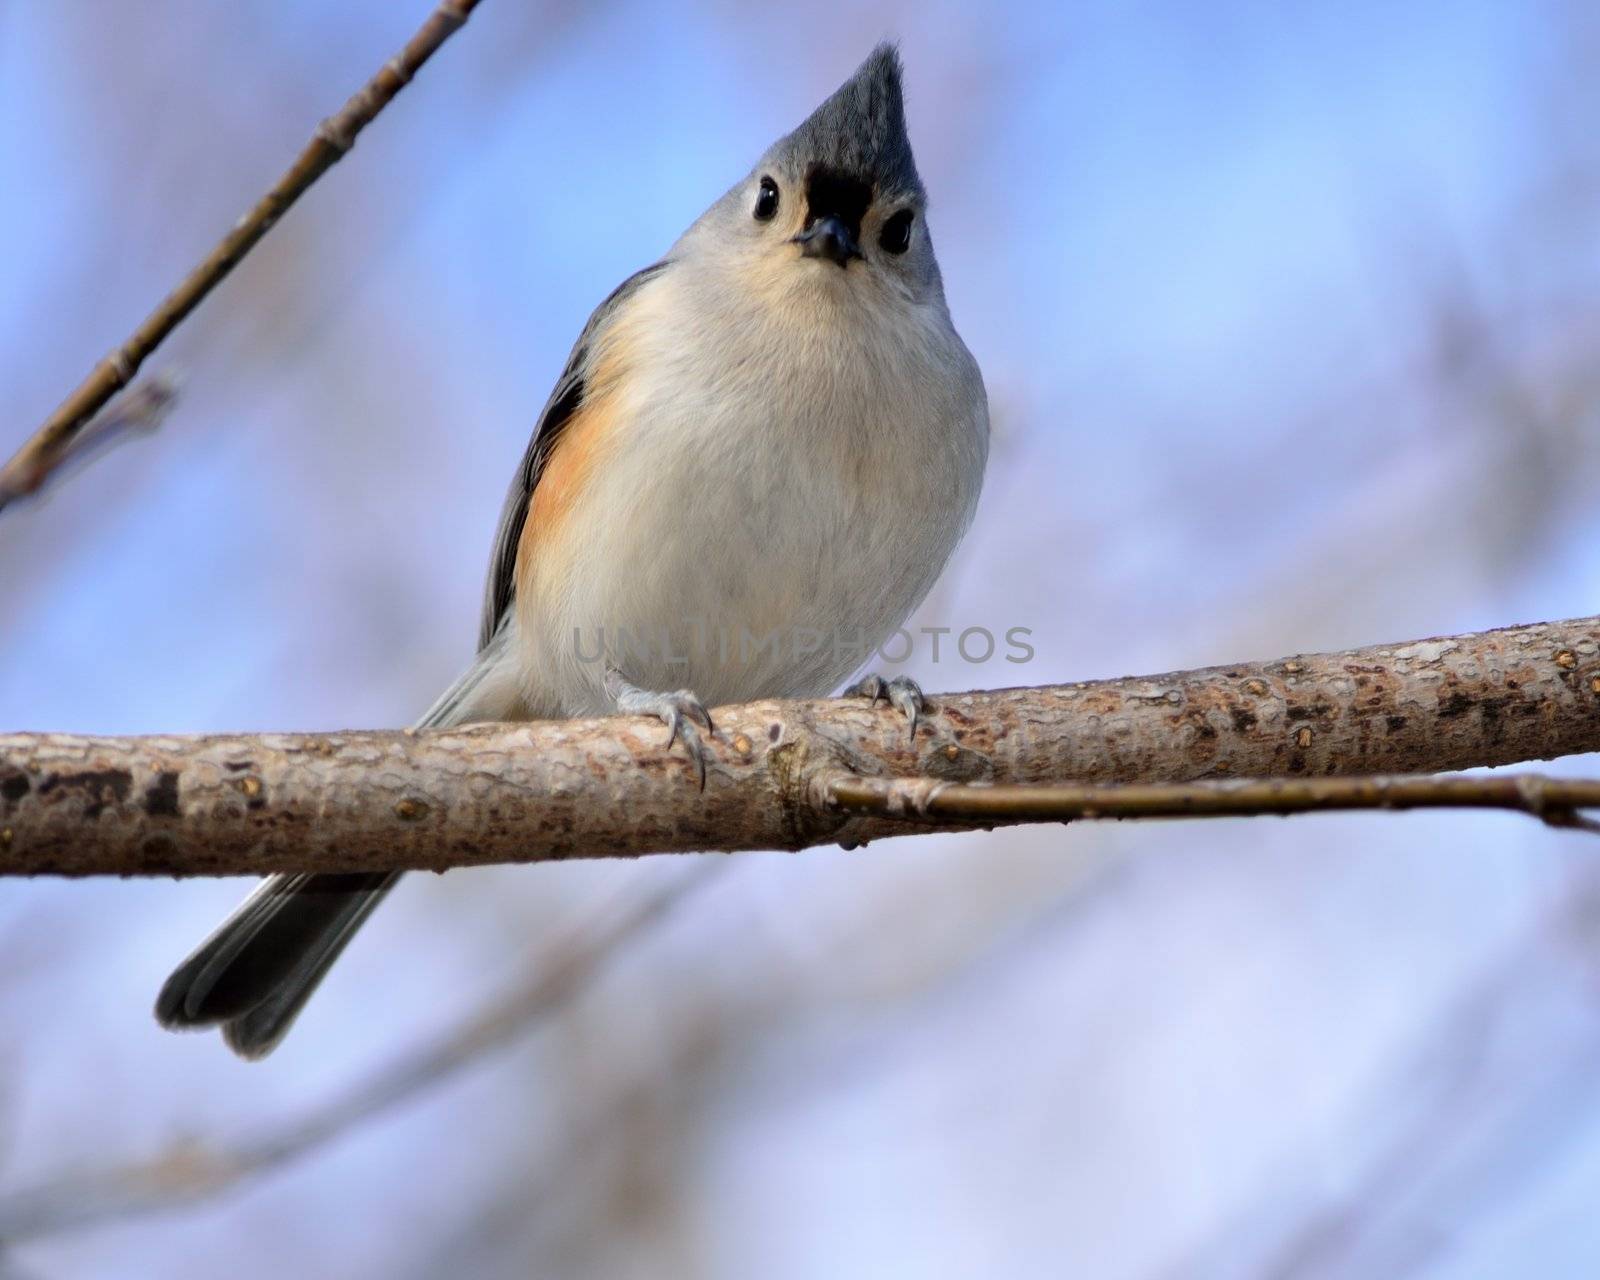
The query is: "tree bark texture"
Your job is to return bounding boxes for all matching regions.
[3,615,1599,877]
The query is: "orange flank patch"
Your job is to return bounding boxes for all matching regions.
[513,334,637,603]
[511,270,667,613]
[515,395,617,595]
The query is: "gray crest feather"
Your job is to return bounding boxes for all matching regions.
[773,42,922,198]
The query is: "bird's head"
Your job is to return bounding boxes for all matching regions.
[693,44,939,305]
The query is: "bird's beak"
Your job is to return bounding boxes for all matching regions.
[793,215,862,269]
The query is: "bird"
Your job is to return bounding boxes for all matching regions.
[155,42,989,1059]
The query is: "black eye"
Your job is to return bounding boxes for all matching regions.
[879,209,914,254]
[753,176,779,221]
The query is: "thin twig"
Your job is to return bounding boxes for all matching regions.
[0,0,484,515]
[825,773,1600,835]
[0,375,180,511]
[0,863,715,1242]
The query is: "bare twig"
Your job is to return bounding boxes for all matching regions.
[0,375,180,511]
[3,615,1600,877]
[0,0,484,515]
[825,773,1600,835]
[0,863,714,1242]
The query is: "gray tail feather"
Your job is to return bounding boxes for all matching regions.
[154,871,398,1059]
[154,640,508,1059]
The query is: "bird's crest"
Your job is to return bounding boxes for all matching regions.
[774,43,923,199]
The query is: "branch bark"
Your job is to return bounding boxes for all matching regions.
[0,0,483,514]
[5,615,1600,877]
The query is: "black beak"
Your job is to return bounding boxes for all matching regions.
[793,215,862,269]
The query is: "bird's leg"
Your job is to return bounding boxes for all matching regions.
[605,666,716,789]
[846,673,924,743]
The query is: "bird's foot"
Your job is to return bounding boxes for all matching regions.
[607,668,715,789]
[847,673,924,743]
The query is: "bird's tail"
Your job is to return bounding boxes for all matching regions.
[154,642,512,1059]
[154,869,399,1059]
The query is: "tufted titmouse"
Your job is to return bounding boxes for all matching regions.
[156,43,988,1058]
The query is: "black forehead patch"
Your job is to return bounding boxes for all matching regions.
[804,165,873,239]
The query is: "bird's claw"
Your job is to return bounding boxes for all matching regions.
[847,673,924,743]
[614,680,715,789]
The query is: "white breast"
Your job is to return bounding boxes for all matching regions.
[514,256,988,716]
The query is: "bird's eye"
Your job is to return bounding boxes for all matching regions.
[753,176,779,222]
[879,209,914,255]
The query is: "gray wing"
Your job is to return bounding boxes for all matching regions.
[477,260,672,651]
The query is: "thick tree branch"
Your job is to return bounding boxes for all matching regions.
[4,615,1600,877]
[0,0,483,514]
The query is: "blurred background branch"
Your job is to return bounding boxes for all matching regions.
[0,863,712,1243]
